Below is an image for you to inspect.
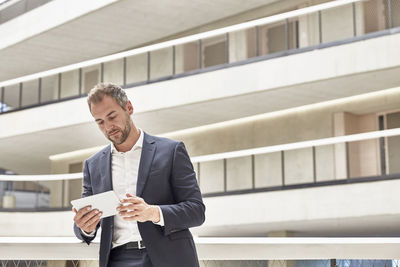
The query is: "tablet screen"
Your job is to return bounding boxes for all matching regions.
[71,190,120,218]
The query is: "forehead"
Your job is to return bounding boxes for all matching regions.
[90,96,122,117]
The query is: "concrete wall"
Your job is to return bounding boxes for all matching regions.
[0,211,75,237]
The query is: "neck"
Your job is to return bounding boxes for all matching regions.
[114,123,140,152]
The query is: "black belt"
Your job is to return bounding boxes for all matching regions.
[114,241,146,250]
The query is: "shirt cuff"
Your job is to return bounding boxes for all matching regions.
[153,206,165,226]
[81,229,96,237]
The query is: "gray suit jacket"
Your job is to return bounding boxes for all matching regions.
[73,132,205,267]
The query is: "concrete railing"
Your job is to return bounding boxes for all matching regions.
[0,127,399,208]
[1,237,400,260]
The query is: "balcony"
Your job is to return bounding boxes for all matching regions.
[1,128,399,237]
[1,0,400,115]
[1,0,400,175]
[1,237,400,266]
[0,0,280,81]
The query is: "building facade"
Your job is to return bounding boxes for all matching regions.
[0,0,400,266]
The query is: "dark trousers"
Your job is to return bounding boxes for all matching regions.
[108,246,153,267]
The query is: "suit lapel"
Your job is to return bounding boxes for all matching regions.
[100,145,113,192]
[100,145,114,243]
[136,132,156,197]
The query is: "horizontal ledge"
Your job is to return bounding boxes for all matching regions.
[194,237,400,244]
[2,237,400,260]
[2,236,400,244]
[0,172,82,181]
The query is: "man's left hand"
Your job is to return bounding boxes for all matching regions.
[117,193,160,223]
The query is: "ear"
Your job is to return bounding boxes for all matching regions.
[126,101,134,115]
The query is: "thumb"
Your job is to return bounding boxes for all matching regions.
[126,193,134,198]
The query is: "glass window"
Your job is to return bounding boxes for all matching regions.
[202,35,227,68]
[126,53,148,85]
[254,152,282,188]
[297,13,320,48]
[199,160,224,194]
[103,59,124,86]
[392,0,400,27]
[21,79,39,107]
[60,70,80,99]
[258,20,296,55]
[226,156,252,191]
[284,147,314,185]
[82,65,100,94]
[229,28,257,63]
[315,145,335,182]
[387,111,400,174]
[150,47,173,80]
[321,4,354,43]
[41,75,59,103]
[361,0,387,34]
[3,84,20,111]
[175,41,200,74]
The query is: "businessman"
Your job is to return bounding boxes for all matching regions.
[73,83,205,267]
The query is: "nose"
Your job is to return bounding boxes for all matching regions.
[104,121,114,133]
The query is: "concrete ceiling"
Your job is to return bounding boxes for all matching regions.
[0,65,399,175]
[0,0,278,81]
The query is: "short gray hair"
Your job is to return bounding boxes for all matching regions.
[87,83,128,111]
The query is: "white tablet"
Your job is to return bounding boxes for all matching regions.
[71,191,121,218]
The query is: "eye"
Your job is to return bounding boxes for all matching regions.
[109,116,116,120]
[97,121,104,125]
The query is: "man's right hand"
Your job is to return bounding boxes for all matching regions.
[73,206,102,234]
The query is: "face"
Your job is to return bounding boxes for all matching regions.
[90,95,133,145]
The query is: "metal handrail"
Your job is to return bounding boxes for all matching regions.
[191,127,400,163]
[0,127,398,181]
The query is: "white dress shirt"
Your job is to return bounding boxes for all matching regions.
[81,129,164,248]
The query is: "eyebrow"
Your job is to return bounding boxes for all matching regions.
[95,111,116,122]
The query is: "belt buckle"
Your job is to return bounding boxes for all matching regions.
[126,242,137,249]
[125,241,145,249]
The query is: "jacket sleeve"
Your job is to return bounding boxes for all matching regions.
[159,142,206,236]
[73,159,100,245]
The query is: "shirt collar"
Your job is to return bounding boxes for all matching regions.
[111,128,143,154]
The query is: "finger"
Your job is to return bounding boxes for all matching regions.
[126,193,134,197]
[121,197,142,204]
[79,209,100,225]
[84,212,102,229]
[119,210,140,217]
[75,206,92,220]
[117,204,138,212]
[75,207,92,222]
[72,207,77,213]
[121,215,139,221]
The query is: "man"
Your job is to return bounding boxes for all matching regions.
[73,83,205,267]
